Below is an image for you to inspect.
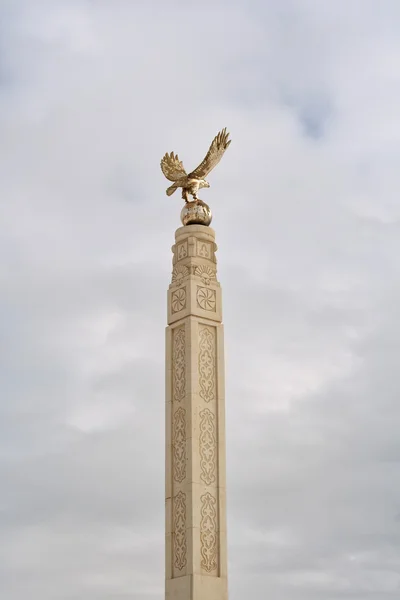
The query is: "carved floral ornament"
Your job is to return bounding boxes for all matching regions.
[199,408,217,485]
[200,492,218,573]
[195,264,216,285]
[197,240,212,259]
[173,407,186,483]
[172,264,189,285]
[171,287,186,313]
[172,263,216,286]
[197,286,216,312]
[198,325,216,403]
[174,491,187,571]
[173,327,186,402]
[177,242,188,260]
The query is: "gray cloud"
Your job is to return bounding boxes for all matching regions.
[1,0,400,598]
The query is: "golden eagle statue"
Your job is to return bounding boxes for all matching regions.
[160,128,231,203]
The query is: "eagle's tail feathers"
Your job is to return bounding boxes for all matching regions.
[166,184,178,196]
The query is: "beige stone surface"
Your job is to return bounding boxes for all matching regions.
[165,224,228,599]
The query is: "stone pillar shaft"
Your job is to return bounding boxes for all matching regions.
[165,225,228,600]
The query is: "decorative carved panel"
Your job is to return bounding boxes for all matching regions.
[172,264,189,285]
[197,240,212,259]
[177,241,188,260]
[174,491,187,572]
[200,492,218,573]
[198,325,216,403]
[173,407,186,483]
[173,327,186,402]
[197,286,216,312]
[195,265,216,285]
[172,287,186,313]
[199,408,216,485]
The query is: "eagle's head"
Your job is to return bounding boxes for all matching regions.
[199,179,210,189]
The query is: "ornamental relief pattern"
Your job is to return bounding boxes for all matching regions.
[198,325,216,403]
[173,407,186,483]
[199,408,217,485]
[195,265,216,285]
[173,491,187,572]
[177,242,188,260]
[171,264,189,285]
[197,240,212,259]
[173,327,186,402]
[200,492,218,573]
[171,287,186,313]
[197,286,216,312]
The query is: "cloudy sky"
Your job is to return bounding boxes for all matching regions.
[1,0,400,598]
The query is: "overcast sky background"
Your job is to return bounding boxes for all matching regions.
[1,1,400,598]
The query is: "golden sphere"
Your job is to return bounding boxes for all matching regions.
[180,200,212,226]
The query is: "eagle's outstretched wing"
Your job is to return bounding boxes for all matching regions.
[188,128,231,179]
[160,152,187,182]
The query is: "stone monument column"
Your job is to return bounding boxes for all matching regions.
[165,223,228,600]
